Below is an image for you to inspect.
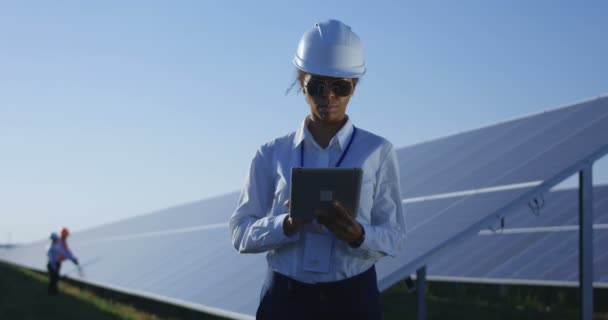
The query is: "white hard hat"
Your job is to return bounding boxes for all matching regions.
[293,19,366,78]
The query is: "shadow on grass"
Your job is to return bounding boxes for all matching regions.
[381,280,608,320]
[0,263,125,320]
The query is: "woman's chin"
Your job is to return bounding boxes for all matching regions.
[315,112,345,123]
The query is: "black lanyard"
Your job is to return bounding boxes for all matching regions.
[300,126,357,168]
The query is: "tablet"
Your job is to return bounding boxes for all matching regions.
[289,167,363,219]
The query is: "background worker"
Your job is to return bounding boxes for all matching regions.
[57,227,79,267]
[46,232,71,294]
[45,227,79,294]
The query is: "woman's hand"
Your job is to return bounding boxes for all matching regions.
[282,200,312,236]
[315,201,363,244]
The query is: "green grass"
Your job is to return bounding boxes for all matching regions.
[0,262,221,320]
[382,279,608,320]
[3,261,608,320]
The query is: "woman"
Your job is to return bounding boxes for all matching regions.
[229,19,406,320]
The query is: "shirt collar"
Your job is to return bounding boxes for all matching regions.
[293,115,354,150]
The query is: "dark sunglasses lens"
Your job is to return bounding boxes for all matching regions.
[306,80,325,96]
[306,79,352,97]
[331,80,352,96]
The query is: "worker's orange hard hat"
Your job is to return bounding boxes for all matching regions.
[60,227,70,238]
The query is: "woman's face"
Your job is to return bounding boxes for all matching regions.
[302,73,356,124]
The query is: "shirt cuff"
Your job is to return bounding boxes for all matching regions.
[348,222,366,248]
[274,213,300,242]
[347,222,372,256]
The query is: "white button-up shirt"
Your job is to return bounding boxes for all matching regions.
[229,116,406,283]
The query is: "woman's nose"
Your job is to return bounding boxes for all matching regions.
[320,85,336,98]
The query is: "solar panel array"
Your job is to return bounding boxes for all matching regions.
[427,186,608,287]
[379,95,608,289]
[2,95,608,319]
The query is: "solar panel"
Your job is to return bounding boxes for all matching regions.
[426,186,608,286]
[379,96,608,290]
[2,95,608,319]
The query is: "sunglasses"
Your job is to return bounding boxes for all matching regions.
[304,78,353,97]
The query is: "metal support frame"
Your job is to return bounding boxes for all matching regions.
[579,164,594,320]
[417,266,427,320]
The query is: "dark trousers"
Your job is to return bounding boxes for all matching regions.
[256,266,382,320]
[47,262,61,294]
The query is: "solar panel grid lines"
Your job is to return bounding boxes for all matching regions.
[476,194,586,278]
[219,266,266,310]
[77,272,256,320]
[401,180,543,205]
[156,239,220,296]
[427,224,501,276]
[480,184,570,234]
[487,234,565,280]
[444,102,608,193]
[428,231,588,284]
[60,225,265,317]
[500,189,577,229]
[396,94,608,158]
[75,223,227,246]
[587,233,608,282]
[595,249,608,282]
[425,186,608,285]
[592,189,608,221]
[143,232,232,295]
[397,119,525,193]
[112,236,175,286]
[71,192,239,241]
[403,197,458,230]
[408,184,532,236]
[486,204,576,276]
[525,237,580,281]
[163,238,236,298]
[485,232,570,280]
[465,232,546,278]
[599,213,608,224]
[401,106,580,197]
[424,275,608,289]
[377,187,538,290]
[392,93,598,184]
[377,192,538,290]
[123,237,191,291]
[196,259,264,313]
[381,98,608,291]
[541,231,608,282]
[503,114,605,187]
[477,224,608,235]
[410,186,533,236]
[400,100,608,252]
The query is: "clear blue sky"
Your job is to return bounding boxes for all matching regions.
[1,1,607,244]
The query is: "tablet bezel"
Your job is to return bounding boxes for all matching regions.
[289,167,363,220]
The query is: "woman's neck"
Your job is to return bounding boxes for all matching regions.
[307,116,348,148]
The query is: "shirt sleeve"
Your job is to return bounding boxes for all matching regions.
[59,242,76,261]
[229,147,300,253]
[351,145,406,258]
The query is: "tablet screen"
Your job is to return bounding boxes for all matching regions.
[289,168,363,219]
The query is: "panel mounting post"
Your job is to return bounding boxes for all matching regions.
[417,266,427,320]
[579,164,593,320]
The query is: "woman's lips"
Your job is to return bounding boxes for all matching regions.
[318,105,339,113]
